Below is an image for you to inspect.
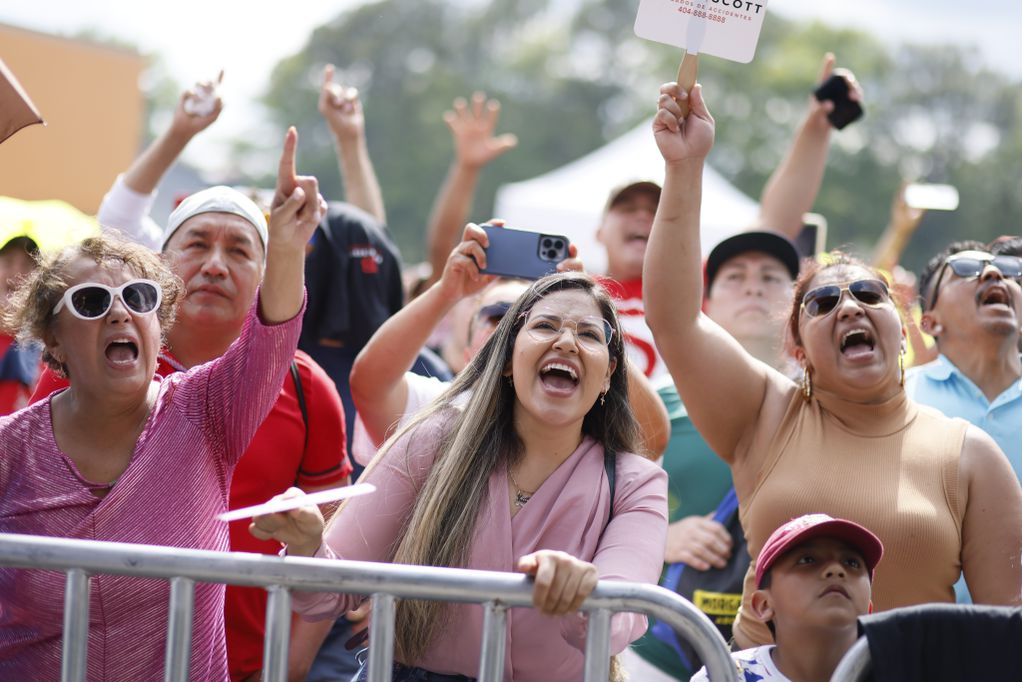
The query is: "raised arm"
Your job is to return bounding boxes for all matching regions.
[98,77,223,245]
[318,65,386,223]
[262,128,327,323]
[756,55,862,239]
[644,83,778,463]
[872,183,927,273]
[424,93,518,289]
[959,426,1022,605]
[350,224,493,444]
[625,361,670,458]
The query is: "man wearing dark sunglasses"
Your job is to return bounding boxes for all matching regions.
[908,240,1022,602]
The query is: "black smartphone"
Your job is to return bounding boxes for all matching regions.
[813,70,863,130]
[479,224,569,280]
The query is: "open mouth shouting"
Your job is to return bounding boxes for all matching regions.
[539,361,580,395]
[625,230,649,246]
[839,327,876,361]
[976,282,1014,311]
[105,336,140,368]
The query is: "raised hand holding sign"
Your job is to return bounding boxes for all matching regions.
[636,0,769,116]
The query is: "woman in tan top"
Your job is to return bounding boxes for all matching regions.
[643,81,1022,648]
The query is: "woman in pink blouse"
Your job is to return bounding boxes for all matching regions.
[0,129,325,682]
[254,271,669,681]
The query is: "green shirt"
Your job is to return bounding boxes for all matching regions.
[630,383,734,679]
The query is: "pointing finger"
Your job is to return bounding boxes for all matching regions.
[276,127,298,199]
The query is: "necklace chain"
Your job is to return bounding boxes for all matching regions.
[508,468,536,508]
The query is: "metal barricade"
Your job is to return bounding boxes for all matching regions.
[0,533,739,682]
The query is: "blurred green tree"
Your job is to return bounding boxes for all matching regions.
[255,1,1022,271]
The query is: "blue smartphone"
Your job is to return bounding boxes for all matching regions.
[479,224,569,280]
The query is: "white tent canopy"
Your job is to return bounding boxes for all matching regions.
[493,119,760,273]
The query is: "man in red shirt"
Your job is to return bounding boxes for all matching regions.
[31,86,351,681]
[0,237,42,415]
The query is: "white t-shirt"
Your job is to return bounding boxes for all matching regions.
[690,645,791,682]
[96,174,164,250]
[350,372,449,465]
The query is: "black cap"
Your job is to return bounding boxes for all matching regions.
[706,231,801,288]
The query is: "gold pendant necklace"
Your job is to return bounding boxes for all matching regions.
[508,469,536,508]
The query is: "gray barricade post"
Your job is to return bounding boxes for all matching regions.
[0,533,739,682]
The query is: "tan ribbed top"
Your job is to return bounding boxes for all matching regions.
[733,388,968,646]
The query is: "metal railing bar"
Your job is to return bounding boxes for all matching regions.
[582,608,612,682]
[164,576,195,682]
[0,534,738,682]
[61,568,90,682]
[476,601,507,682]
[261,585,291,682]
[829,636,871,682]
[367,594,395,682]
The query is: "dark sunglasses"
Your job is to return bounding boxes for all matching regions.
[928,252,1022,310]
[52,279,163,320]
[801,279,890,318]
[476,301,512,324]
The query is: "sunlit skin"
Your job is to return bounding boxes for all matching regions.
[462,280,529,364]
[509,290,616,436]
[163,212,265,332]
[597,190,659,283]
[925,254,1021,341]
[47,257,162,403]
[706,252,793,351]
[751,538,871,682]
[796,265,905,403]
[162,212,265,366]
[45,257,164,488]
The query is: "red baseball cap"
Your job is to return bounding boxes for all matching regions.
[755,514,884,588]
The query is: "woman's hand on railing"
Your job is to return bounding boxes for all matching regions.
[517,550,598,616]
[249,487,325,557]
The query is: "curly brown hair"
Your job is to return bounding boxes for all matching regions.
[3,234,183,376]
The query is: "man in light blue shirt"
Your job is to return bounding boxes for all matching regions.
[907,240,1022,601]
[908,241,1022,475]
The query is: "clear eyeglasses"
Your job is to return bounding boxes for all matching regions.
[520,311,614,351]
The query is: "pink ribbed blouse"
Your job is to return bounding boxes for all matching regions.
[292,416,669,681]
[0,296,302,682]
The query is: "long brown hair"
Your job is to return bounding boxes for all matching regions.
[347,271,638,662]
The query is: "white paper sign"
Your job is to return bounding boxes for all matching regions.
[634,0,769,64]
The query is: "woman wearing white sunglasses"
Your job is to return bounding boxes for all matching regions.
[644,82,1022,651]
[0,128,325,681]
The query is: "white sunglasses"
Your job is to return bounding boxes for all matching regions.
[53,279,163,321]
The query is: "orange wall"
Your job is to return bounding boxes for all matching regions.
[0,24,145,214]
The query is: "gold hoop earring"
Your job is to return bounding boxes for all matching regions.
[801,366,813,401]
[899,351,905,387]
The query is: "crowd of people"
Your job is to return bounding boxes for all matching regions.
[1,50,1020,682]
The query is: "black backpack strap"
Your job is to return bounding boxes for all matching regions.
[290,360,309,453]
[604,446,617,521]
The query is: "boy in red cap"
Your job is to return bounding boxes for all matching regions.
[691,514,883,682]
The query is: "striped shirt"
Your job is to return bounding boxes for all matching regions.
[0,295,302,681]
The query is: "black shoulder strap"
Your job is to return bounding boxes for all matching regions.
[290,360,309,452]
[604,446,617,521]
